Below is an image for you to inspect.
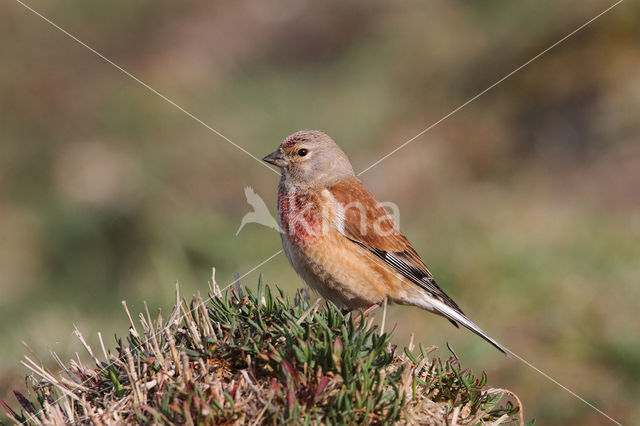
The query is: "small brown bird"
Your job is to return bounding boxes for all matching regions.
[263,130,506,354]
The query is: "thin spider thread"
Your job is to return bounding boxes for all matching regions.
[11,0,279,176]
[357,0,626,422]
[11,0,626,424]
[503,347,622,425]
[29,249,283,423]
[357,0,625,176]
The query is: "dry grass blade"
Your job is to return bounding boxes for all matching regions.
[2,274,522,424]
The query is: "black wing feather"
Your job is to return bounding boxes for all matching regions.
[349,239,465,322]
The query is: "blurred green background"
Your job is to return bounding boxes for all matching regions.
[1,0,639,424]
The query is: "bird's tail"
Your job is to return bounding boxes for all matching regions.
[429,298,509,356]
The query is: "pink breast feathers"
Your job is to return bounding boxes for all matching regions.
[278,189,322,246]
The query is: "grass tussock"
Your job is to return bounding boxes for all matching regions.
[2,271,523,425]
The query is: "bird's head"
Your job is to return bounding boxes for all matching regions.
[263,130,355,187]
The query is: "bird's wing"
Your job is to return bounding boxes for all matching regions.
[326,179,464,317]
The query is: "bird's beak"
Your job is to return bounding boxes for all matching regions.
[263,149,287,168]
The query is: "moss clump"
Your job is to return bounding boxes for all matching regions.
[2,274,522,424]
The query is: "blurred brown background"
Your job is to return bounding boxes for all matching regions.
[1,0,639,424]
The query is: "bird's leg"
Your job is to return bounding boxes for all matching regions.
[352,303,380,326]
[362,303,380,316]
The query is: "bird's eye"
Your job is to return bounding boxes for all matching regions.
[298,148,308,157]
